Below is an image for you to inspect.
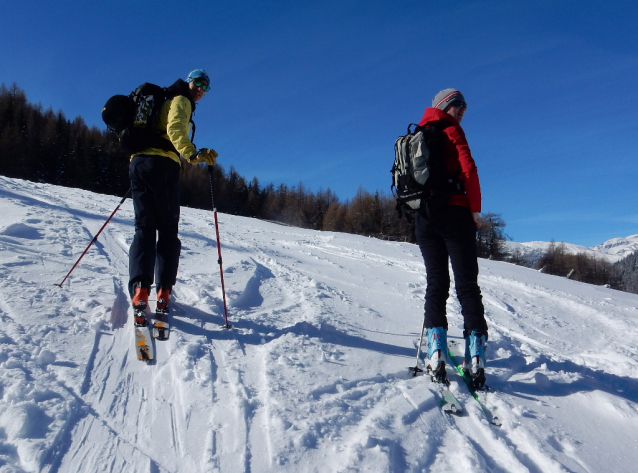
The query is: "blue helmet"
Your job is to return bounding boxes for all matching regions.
[186,69,210,85]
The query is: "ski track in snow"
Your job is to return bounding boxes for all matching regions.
[1,176,638,472]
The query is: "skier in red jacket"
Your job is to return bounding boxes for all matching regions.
[416,88,488,389]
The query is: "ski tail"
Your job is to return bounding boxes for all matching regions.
[133,310,154,361]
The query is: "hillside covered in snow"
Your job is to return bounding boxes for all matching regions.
[1,176,638,473]
[504,234,638,269]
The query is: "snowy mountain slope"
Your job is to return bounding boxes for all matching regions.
[1,175,638,473]
[592,234,638,261]
[504,234,638,268]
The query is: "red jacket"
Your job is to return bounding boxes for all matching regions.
[418,107,481,213]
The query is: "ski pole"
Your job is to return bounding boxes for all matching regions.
[208,165,231,329]
[409,316,427,376]
[56,188,132,288]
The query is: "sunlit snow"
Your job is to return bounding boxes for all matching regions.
[0,176,637,473]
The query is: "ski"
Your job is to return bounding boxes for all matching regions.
[433,376,462,414]
[133,310,154,362]
[152,311,170,340]
[410,339,462,414]
[447,342,501,427]
[152,291,171,340]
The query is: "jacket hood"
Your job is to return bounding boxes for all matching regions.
[167,79,196,111]
[418,107,458,128]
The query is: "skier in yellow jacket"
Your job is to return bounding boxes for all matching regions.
[129,69,217,325]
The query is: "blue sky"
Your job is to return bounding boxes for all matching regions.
[2,0,637,247]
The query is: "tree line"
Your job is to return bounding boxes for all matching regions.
[0,83,129,197]
[3,82,638,293]
[534,241,620,287]
[613,251,638,294]
[0,83,415,239]
[0,82,516,249]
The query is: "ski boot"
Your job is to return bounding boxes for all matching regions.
[463,330,487,390]
[132,284,149,327]
[153,286,171,340]
[426,327,448,384]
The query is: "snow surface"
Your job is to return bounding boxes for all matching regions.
[1,175,638,473]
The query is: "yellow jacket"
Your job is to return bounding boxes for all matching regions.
[132,94,196,165]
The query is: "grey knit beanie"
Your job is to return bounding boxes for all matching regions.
[432,88,466,110]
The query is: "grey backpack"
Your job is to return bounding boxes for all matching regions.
[391,123,463,221]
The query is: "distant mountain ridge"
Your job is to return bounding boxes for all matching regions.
[503,234,638,268]
[592,234,638,261]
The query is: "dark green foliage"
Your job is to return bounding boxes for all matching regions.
[0,83,129,196]
[476,212,509,260]
[613,251,638,294]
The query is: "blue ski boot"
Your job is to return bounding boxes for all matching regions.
[426,327,448,384]
[463,331,487,390]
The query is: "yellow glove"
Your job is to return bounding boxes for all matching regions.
[190,148,218,165]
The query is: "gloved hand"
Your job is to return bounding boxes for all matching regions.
[190,148,218,165]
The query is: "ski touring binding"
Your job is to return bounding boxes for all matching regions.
[152,291,171,340]
[152,309,170,341]
[410,339,462,414]
[427,363,462,414]
[447,342,501,427]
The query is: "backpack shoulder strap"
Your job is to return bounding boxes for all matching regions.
[164,80,197,145]
[407,123,420,134]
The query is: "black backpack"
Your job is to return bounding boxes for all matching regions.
[102,83,179,155]
[391,123,464,221]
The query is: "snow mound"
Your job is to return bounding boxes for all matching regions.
[1,222,43,239]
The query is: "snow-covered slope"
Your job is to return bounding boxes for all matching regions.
[1,175,638,473]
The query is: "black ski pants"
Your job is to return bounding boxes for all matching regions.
[414,205,487,337]
[128,155,181,298]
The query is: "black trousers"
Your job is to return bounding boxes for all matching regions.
[128,155,181,297]
[414,205,487,336]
